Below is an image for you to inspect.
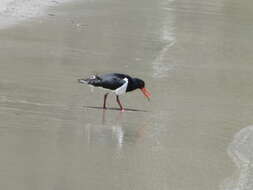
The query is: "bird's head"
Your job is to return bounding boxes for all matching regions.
[135,78,151,101]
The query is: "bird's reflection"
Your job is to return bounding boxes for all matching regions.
[102,109,124,149]
[83,107,148,151]
[102,109,123,125]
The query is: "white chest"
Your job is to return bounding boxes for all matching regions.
[114,78,128,95]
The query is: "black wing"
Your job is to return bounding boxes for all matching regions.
[99,73,127,90]
[79,73,129,90]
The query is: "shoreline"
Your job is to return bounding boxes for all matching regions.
[0,0,74,29]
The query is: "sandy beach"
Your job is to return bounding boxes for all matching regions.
[0,0,253,189]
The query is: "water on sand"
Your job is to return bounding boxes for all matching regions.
[0,0,253,189]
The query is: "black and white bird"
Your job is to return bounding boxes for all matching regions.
[78,73,151,111]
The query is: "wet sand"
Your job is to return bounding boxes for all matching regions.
[0,0,72,29]
[1,0,253,189]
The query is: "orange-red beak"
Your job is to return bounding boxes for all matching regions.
[140,88,151,101]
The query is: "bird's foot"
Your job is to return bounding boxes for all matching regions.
[120,109,125,112]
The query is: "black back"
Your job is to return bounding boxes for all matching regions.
[80,73,145,92]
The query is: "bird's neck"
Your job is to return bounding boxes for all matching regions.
[127,78,139,92]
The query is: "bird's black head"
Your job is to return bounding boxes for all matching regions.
[133,78,151,101]
[134,78,145,89]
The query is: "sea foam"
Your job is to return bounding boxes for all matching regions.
[221,125,253,190]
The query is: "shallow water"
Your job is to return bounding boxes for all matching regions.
[0,0,253,189]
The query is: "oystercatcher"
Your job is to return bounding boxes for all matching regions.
[78,73,151,111]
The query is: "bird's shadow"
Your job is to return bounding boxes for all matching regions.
[83,106,148,112]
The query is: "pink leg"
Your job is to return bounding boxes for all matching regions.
[103,93,109,109]
[116,95,124,111]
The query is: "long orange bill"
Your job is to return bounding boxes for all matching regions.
[140,88,151,101]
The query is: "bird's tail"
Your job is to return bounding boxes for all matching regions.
[78,75,102,87]
[78,78,88,84]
